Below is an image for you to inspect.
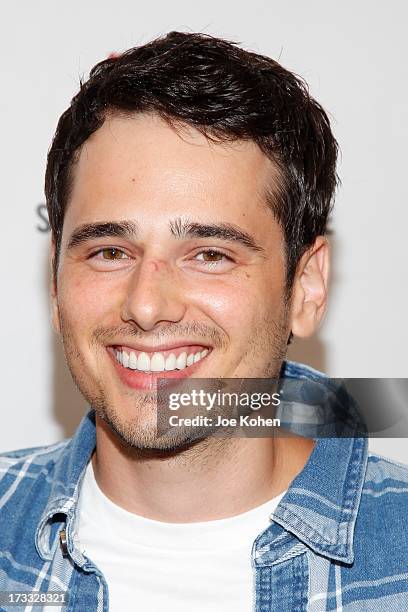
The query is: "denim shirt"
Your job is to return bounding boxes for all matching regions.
[0,360,407,611]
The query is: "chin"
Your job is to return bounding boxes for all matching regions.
[95,401,210,454]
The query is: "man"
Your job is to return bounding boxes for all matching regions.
[0,31,407,612]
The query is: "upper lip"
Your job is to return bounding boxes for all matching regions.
[108,341,212,353]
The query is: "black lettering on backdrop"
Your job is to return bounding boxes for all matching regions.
[36,203,50,232]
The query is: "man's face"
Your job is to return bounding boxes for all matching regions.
[52,113,292,449]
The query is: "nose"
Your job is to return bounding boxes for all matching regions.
[120,258,186,331]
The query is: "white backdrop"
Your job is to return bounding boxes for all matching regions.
[1,1,407,460]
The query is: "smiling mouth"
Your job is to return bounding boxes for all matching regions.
[109,345,210,374]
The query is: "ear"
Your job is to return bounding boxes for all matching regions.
[289,236,330,338]
[50,240,61,334]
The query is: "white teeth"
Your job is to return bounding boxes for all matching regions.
[137,352,150,371]
[129,351,138,369]
[165,353,177,371]
[114,347,210,371]
[176,352,187,370]
[150,353,165,372]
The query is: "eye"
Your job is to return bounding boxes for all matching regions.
[92,247,129,260]
[195,250,229,263]
[192,249,235,270]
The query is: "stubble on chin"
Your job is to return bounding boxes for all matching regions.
[93,391,192,452]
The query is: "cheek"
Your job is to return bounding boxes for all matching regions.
[57,270,124,333]
[187,273,278,337]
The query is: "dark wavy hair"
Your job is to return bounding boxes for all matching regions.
[45,30,338,289]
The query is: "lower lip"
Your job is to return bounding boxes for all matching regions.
[107,348,210,391]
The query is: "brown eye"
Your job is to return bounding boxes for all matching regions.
[101,248,126,260]
[198,250,225,262]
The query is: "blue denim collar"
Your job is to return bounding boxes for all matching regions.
[35,360,368,564]
[272,435,367,563]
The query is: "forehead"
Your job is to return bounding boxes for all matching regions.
[65,112,279,234]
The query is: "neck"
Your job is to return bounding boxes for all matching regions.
[92,413,315,522]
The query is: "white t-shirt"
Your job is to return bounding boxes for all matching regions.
[75,461,286,612]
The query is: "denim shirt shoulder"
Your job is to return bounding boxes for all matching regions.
[251,362,408,610]
[0,411,96,557]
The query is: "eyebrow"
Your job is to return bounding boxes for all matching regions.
[66,221,139,250]
[169,217,265,253]
[66,217,265,254]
